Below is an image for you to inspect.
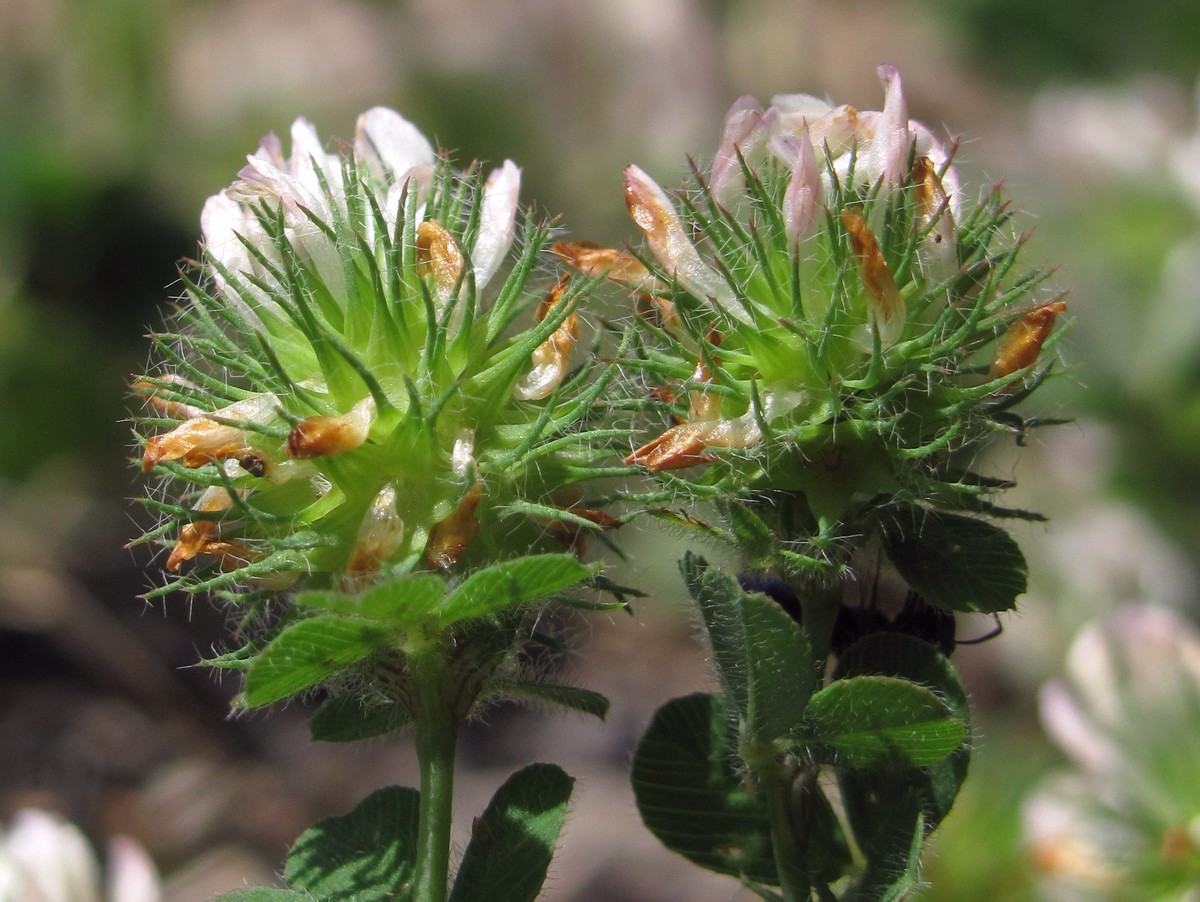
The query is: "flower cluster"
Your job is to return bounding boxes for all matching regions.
[133,109,621,599]
[1024,606,1200,898]
[560,65,1066,578]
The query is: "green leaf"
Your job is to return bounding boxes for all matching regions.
[631,693,777,885]
[211,891,309,901]
[834,632,972,831]
[310,694,411,743]
[448,763,574,902]
[359,573,447,625]
[284,786,420,900]
[504,682,610,721]
[840,781,924,902]
[800,676,966,769]
[881,507,1027,613]
[244,615,393,707]
[435,553,594,628]
[682,554,814,742]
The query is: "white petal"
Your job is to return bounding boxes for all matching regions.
[769,92,834,119]
[199,191,286,323]
[288,117,343,209]
[106,836,161,902]
[3,810,103,902]
[624,165,741,319]
[354,107,435,187]
[864,64,911,185]
[472,160,521,291]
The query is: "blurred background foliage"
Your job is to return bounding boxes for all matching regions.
[1,0,1198,898]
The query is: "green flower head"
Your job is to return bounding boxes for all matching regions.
[134,108,621,599]
[561,66,1067,578]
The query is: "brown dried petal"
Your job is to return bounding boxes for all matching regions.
[989,301,1068,380]
[416,220,464,300]
[842,210,905,346]
[515,277,581,401]
[425,483,483,570]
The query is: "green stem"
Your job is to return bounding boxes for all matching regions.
[411,657,459,902]
[766,767,811,902]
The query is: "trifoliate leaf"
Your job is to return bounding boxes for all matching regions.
[448,763,574,902]
[881,506,1027,613]
[799,676,966,769]
[284,786,420,900]
[631,693,777,885]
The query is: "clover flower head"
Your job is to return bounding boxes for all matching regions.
[1024,606,1200,898]
[558,65,1067,578]
[133,108,618,600]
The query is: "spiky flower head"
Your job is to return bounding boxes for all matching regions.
[559,66,1067,582]
[133,108,621,602]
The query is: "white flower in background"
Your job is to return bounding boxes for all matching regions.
[1024,606,1200,900]
[0,809,160,902]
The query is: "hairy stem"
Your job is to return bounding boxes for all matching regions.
[766,766,811,902]
[410,657,459,902]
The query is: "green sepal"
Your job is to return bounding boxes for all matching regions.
[211,891,310,901]
[631,693,778,885]
[881,506,1027,613]
[798,676,966,769]
[283,785,421,900]
[448,763,574,902]
[244,615,394,707]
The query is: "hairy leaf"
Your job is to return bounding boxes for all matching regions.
[245,615,392,707]
[631,693,777,885]
[285,786,421,900]
[449,764,574,902]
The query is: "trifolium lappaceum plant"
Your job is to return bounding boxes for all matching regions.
[131,108,635,902]
[559,66,1070,898]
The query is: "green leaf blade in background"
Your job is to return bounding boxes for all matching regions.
[448,763,574,902]
[800,676,966,769]
[284,786,421,900]
[881,507,1027,613]
[435,553,594,627]
[310,694,412,743]
[212,891,310,901]
[631,693,778,885]
[244,615,393,707]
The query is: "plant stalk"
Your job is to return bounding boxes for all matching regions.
[410,657,459,902]
[766,767,811,902]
